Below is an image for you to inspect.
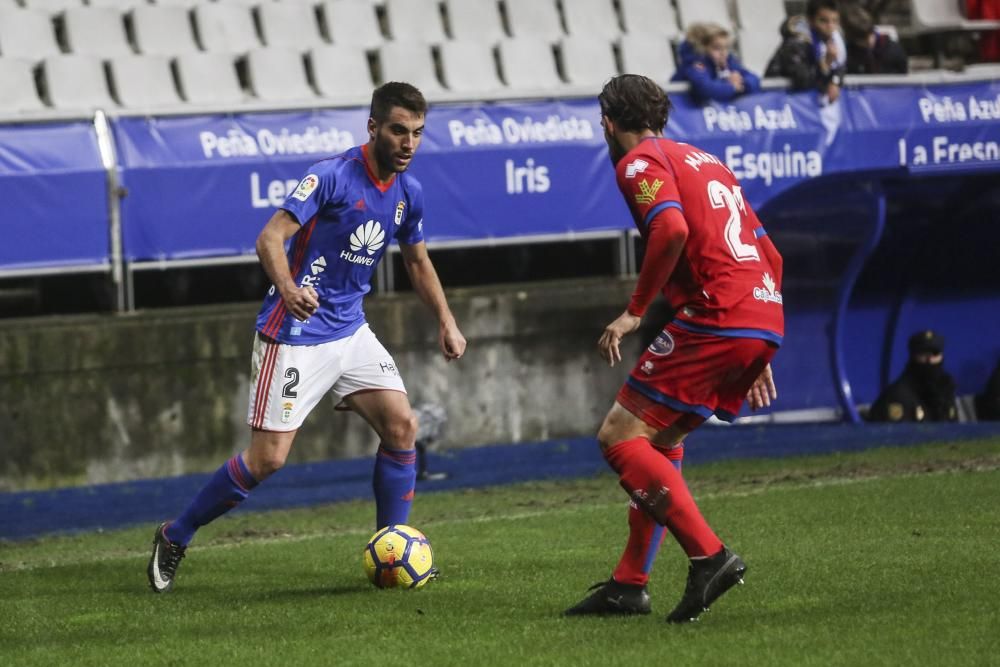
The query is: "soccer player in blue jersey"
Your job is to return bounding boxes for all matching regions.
[148,82,466,593]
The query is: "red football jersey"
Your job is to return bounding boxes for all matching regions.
[616,137,784,342]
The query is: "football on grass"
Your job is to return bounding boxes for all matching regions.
[363,524,434,589]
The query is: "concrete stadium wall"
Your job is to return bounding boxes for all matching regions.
[0,279,642,492]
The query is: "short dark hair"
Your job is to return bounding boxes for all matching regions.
[598,74,671,133]
[807,0,839,19]
[370,82,427,122]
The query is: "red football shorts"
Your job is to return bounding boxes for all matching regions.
[616,322,778,432]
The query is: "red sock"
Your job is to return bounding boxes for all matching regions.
[613,444,684,586]
[605,437,721,559]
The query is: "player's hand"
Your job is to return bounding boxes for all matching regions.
[746,363,777,411]
[440,321,466,362]
[826,82,841,103]
[598,310,641,367]
[281,284,319,321]
[729,71,745,92]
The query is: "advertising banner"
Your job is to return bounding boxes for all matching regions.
[0,121,109,273]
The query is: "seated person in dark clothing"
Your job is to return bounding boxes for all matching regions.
[868,330,958,423]
[672,22,761,103]
[841,4,908,74]
[975,359,1000,421]
[765,0,846,103]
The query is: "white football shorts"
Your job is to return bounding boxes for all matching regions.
[246,324,406,432]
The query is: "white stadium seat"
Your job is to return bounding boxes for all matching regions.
[675,0,734,32]
[321,0,385,51]
[559,36,619,89]
[62,7,133,58]
[439,39,505,95]
[738,27,778,74]
[378,41,445,95]
[497,37,563,93]
[0,58,47,113]
[89,0,148,9]
[245,47,317,103]
[21,0,82,15]
[42,54,118,111]
[619,0,681,39]
[562,0,622,41]
[384,0,447,44]
[175,51,248,106]
[504,0,565,42]
[257,1,326,51]
[151,0,203,7]
[445,0,506,44]
[0,7,61,63]
[109,54,184,109]
[132,5,200,57]
[619,33,676,85]
[309,44,375,102]
[733,0,786,33]
[193,3,262,55]
[909,0,1000,33]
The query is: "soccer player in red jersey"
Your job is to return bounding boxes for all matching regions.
[564,74,784,622]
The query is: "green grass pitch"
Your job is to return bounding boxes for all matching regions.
[2,439,999,666]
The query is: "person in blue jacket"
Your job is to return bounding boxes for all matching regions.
[672,22,761,103]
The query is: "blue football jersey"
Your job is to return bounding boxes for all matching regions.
[256,145,425,344]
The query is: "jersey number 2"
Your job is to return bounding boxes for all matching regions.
[707,180,759,262]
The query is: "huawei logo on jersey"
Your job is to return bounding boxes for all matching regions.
[350,220,385,255]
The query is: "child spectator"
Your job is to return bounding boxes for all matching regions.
[841,4,908,74]
[672,22,761,103]
[765,0,846,103]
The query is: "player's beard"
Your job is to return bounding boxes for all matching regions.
[373,135,411,175]
[604,128,627,166]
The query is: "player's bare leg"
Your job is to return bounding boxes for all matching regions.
[345,390,420,529]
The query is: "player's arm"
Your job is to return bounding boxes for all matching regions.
[255,209,318,321]
[399,240,466,361]
[598,207,688,367]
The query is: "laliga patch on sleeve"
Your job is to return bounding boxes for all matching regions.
[291,174,319,202]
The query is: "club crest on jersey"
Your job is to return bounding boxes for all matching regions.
[634,178,663,204]
[291,174,319,201]
[624,158,648,179]
[753,272,783,304]
[281,402,294,423]
[648,331,675,356]
[394,200,405,225]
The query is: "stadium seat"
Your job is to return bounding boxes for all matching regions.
[619,0,681,39]
[378,41,445,95]
[62,7,133,58]
[257,1,326,51]
[619,33,676,85]
[733,0,786,33]
[908,0,1000,34]
[42,54,118,111]
[737,27,778,74]
[20,0,82,15]
[309,44,375,102]
[504,0,565,42]
[497,37,563,93]
[175,51,247,106]
[439,40,505,95]
[151,0,203,7]
[245,47,317,103]
[674,0,734,32]
[444,0,506,44]
[193,3,262,55]
[384,0,447,44]
[558,36,619,89]
[108,54,184,109]
[320,0,384,51]
[0,7,61,63]
[0,57,47,113]
[89,0,147,9]
[562,0,622,41]
[132,5,200,57]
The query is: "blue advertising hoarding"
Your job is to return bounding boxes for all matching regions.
[0,121,109,273]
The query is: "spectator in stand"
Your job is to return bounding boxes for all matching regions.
[868,330,959,423]
[975,359,1000,420]
[671,22,761,103]
[841,4,908,74]
[967,0,1000,61]
[765,0,846,103]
